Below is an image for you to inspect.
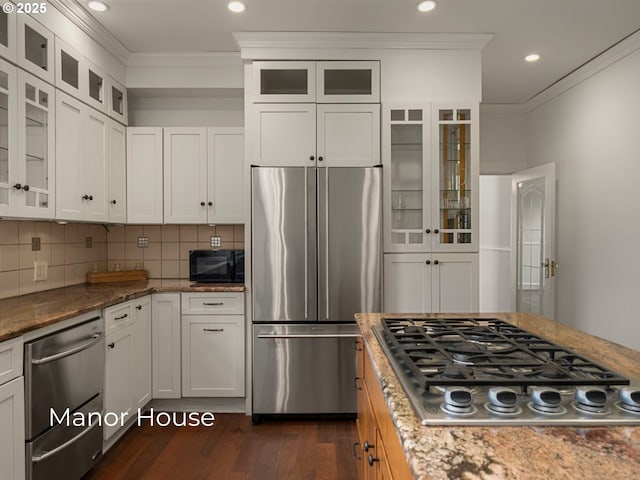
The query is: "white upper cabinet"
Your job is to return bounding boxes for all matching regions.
[163,127,245,224]
[317,103,380,167]
[17,15,54,84]
[107,120,126,223]
[252,60,380,103]
[55,92,108,222]
[126,127,163,224]
[85,60,107,114]
[253,61,316,103]
[0,9,17,62]
[208,127,245,224]
[252,103,316,166]
[163,127,208,224]
[106,75,128,125]
[0,58,17,217]
[316,61,380,103]
[16,70,55,219]
[54,37,88,101]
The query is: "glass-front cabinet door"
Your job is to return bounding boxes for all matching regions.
[383,105,431,252]
[17,70,54,218]
[432,104,478,252]
[253,61,316,103]
[0,58,16,216]
[0,8,17,61]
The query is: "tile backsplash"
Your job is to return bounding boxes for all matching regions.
[0,221,245,300]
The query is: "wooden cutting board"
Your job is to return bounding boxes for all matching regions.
[86,270,148,284]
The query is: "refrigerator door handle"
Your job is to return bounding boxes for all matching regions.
[304,167,308,319]
[318,167,330,320]
[256,334,362,339]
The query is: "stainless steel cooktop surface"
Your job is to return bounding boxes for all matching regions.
[373,318,640,426]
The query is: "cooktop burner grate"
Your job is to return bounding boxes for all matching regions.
[380,318,630,388]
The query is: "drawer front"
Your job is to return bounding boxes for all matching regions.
[181,292,244,315]
[0,336,23,385]
[104,302,133,332]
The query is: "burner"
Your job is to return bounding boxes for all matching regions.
[537,364,567,379]
[442,366,473,379]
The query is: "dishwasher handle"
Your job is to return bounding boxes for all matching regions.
[256,333,361,339]
[32,419,100,463]
[31,333,104,365]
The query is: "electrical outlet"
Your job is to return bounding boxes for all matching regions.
[34,261,48,282]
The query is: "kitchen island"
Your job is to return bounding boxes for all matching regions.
[355,313,640,480]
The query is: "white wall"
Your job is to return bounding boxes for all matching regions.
[479,175,513,312]
[479,108,527,174]
[128,96,244,127]
[526,47,640,351]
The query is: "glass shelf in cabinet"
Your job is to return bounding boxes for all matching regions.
[25,153,45,162]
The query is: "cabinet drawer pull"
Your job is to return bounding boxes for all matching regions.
[203,328,224,332]
[114,313,129,320]
[202,302,224,306]
[107,342,115,349]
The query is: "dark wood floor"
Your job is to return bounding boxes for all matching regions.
[85,414,360,480]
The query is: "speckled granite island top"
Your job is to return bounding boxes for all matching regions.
[355,313,640,480]
[0,280,245,341]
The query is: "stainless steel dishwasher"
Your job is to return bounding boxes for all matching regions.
[24,312,105,480]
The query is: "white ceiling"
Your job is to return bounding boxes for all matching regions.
[74,0,640,104]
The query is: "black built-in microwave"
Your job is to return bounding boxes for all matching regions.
[189,249,244,283]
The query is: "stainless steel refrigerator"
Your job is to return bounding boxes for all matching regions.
[251,166,382,419]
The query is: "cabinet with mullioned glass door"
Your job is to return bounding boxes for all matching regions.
[432,104,478,252]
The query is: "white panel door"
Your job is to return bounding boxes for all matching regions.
[107,120,126,222]
[431,253,478,313]
[151,293,181,399]
[104,327,133,440]
[126,127,163,224]
[164,127,207,223]
[383,253,432,313]
[208,127,244,223]
[317,104,380,167]
[55,92,84,221]
[84,109,108,222]
[0,377,25,480]
[182,315,245,397]
[252,103,316,166]
[131,296,151,410]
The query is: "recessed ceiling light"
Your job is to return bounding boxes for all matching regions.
[525,53,541,63]
[87,1,109,12]
[228,1,246,13]
[417,1,437,13]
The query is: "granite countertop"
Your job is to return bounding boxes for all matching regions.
[0,280,245,341]
[355,312,640,480]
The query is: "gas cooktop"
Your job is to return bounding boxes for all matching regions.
[373,318,640,426]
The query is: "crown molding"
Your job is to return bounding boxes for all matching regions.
[233,32,493,57]
[524,28,640,112]
[49,0,130,65]
[127,52,242,68]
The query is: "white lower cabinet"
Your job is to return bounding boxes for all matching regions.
[384,253,478,313]
[0,336,25,480]
[181,293,245,397]
[151,293,181,399]
[103,295,151,440]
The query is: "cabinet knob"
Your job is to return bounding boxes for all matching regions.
[318,156,324,162]
[13,183,22,190]
[425,260,431,265]
[425,229,431,234]
[136,305,142,311]
[82,194,89,200]
[208,201,213,206]
[367,454,379,467]
[111,199,117,205]
[433,260,439,265]
[108,342,115,349]
[434,229,439,234]
[309,155,315,161]
[363,441,374,452]
[89,195,93,201]
[200,201,206,206]
[23,184,30,191]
